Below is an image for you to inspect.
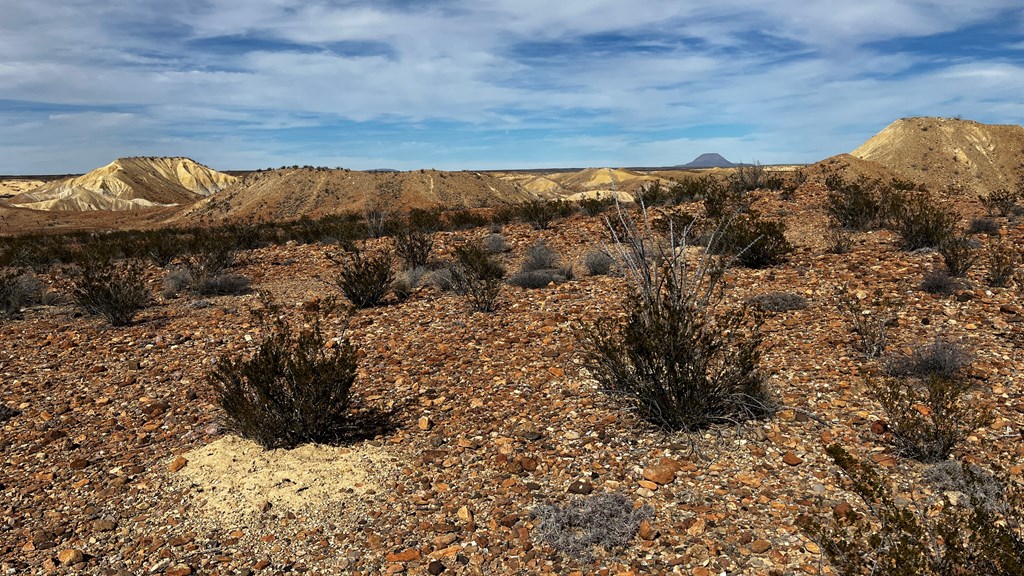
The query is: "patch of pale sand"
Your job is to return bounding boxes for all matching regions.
[174,435,397,523]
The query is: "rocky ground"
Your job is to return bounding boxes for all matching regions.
[2,185,1023,575]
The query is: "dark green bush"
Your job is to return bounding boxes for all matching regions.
[939,235,980,277]
[450,242,505,312]
[635,182,670,206]
[408,208,443,233]
[920,268,963,295]
[980,188,1021,217]
[70,257,150,326]
[519,200,573,230]
[533,493,653,562]
[985,235,1020,287]
[182,232,237,287]
[577,195,615,216]
[968,217,1000,235]
[669,174,723,203]
[332,247,395,308]
[393,226,433,268]
[442,209,490,231]
[825,175,884,230]
[893,193,959,250]
[719,213,794,268]
[728,163,768,192]
[801,445,1024,576]
[583,250,615,276]
[209,298,358,449]
[871,370,991,462]
[579,206,774,431]
[826,227,854,254]
[197,274,252,296]
[142,230,184,268]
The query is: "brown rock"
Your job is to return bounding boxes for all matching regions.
[782,452,803,466]
[642,463,676,485]
[169,456,188,473]
[418,416,432,431]
[751,539,771,553]
[166,564,193,576]
[567,480,593,495]
[637,519,658,541]
[499,513,519,528]
[69,457,89,470]
[833,501,854,520]
[385,548,421,562]
[57,548,84,565]
[92,519,116,532]
[870,420,888,434]
[427,560,446,575]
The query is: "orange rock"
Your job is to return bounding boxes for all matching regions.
[782,452,803,466]
[385,548,421,562]
[642,463,676,485]
[169,456,188,473]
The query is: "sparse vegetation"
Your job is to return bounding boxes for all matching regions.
[579,204,774,431]
[209,297,359,449]
[70,257,150,326]
[0,268,46,320]
[533,493,653,562]
[802,444,1024,576]
[980,187,1021,217]
[449,241,505,312]
[938,235,979,277]
[332,247,395,308]
[837,288,896,358]
[985,235,1020,287]
[393,226,433,268]
[747,291,808,312]
[826,226,854,254]
[920,267,963,295]
[718,212,794,268]
[968,217,1000,235]
[582,249,615,276]
[892,193,959,251]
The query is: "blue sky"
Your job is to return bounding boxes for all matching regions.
[1,1,1023,173]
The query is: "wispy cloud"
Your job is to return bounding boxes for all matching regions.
[1,0,1022,172]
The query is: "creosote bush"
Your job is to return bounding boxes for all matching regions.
[980,187,1022,217]
[533,493,653,562]
[885,337,972,380]
[985,235,1020,287]
[893,193,959,251]
[801,445,1024,576]
[332,247,395,308]
[718,212,794,268]
[70,257,150,326]
[579,205,774,431]
[938,235,979,277]
[837,288,896,358]
[1,268,46,320]
[209,296,358,449]
[449,242,505,312]
[583,250,615,276]
[393,226,433,268]
[509,241,574,288]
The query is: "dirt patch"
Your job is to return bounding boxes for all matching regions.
[172,435,397,525]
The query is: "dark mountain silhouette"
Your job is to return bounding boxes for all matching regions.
[678,153,736,169]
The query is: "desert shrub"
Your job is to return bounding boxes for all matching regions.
[221,222,269,250]
[938,235,980,277]
[968,217,1000,235]
[837,289,896,358]
[801,444,1024,576]
[143,230,184,268]
[886,337,972,380]
[1,234,76,272]
[920,268,962,295]
[508,268,573,289]
[443,209,489,231]
[407,208,444,233]
[197,274,251,296]
[635,182,670,206]
[747,291,808,312]
[182,233,237,287]
[703,184,750,220]
[825,175,884,230]
[392,267,428,300]
[533,493,653,562]
[729,162,768,192]
[923,460,1008,514]
[826,227,854,254]
[393,226,433,268]
[209,297,358,449]
[652,211,697,239]
[520,241,559,271]
[161,269,192,299]
[363,205,390,238]
[985,235,1020,287]
[332,247,395,308]
[450,242,505,312]
[427,267,457,292]
[519,200,573,230]
[669,175,723,203]
[0,269,46,319]
[871,371,991,462]
[892,193,959,250]
[719,213,794,268]
[583,250,615,276]
[980,187,1021,217]
[579,204,774,431]
[482,233,510,254]
[577,195,615,216]
[70,257,150,326]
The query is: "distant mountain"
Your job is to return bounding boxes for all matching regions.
[678,153,736,169]
[852,117,1024,195]
[11,157,236,211]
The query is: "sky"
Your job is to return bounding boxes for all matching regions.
[2,1,1023,174]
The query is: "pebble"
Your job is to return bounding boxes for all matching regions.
[567,480,593,495]
[57,549,84,565]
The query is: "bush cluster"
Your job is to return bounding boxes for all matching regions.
[210,297,358,449]
[508,241,574,289]
[0,269,46,320]
[579,206,774,431]
[980,187,1022,217]
[893,193,960,251]
[332,247,395,308]
[718,212,794,268]
[70,257,150,326]
[449,242,505,312]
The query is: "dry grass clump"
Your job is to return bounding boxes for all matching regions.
[533,493,653,562]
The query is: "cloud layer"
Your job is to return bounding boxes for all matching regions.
[1,1,1022,172]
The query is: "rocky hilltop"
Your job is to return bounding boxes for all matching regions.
[852,117,1024,195]
[11,157,236,211]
